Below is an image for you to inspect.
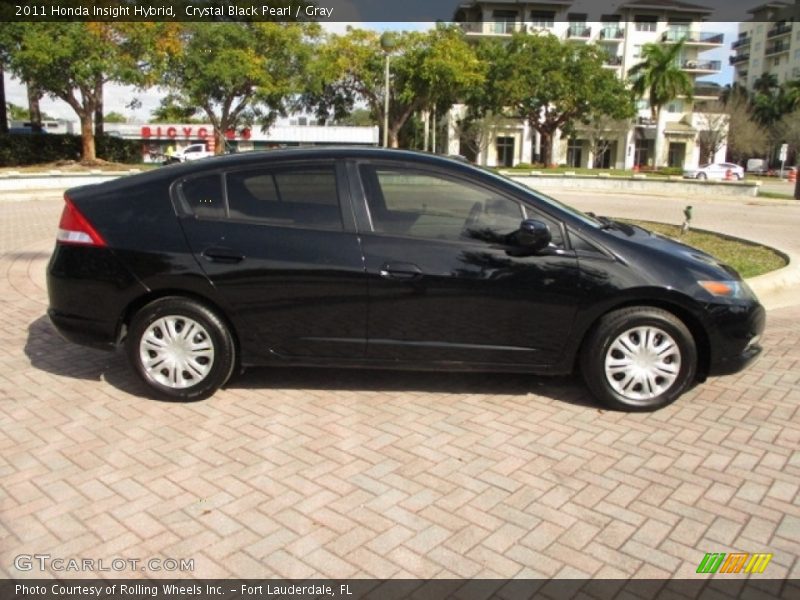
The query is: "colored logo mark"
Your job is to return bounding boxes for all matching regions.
[696,552,773,574]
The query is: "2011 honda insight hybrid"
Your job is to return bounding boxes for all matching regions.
[47,148,765,411]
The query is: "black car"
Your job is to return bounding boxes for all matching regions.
[47,148,765,411]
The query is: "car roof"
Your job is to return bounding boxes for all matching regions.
[66,147,483,198]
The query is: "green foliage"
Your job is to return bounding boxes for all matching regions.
[103,112,128,124]
[334,108,375,127]
[5,22,173,160]
[5,102,30,121]
[161,22,320,152]
[151,95,203,123]
[628,41,693,122]
[305,25,485,147]
[0,134,140,166]
[478,33,633,165]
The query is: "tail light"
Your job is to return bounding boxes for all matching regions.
[56,195,106,247]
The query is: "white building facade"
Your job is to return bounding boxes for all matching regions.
[450,0,729,170]
[731,1,799,92]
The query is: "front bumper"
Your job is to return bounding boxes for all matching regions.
[706,300,766,377]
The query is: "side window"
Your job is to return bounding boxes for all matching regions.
[361,166,524,242]
[226,166,342,230]
[180,174,225,219]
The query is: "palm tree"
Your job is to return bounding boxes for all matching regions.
[629,41,694,124]
[628,41,693,167]
[752,72,778,97]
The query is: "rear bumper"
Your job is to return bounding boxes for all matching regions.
[47,244,146,350]
[47,309,117,350]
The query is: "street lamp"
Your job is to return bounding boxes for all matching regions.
[380,32,396,148]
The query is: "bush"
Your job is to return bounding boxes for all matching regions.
[657,167,684,176]
[0,134,141,166]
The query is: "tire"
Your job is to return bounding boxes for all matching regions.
[580,307,697,412]
[696,173,707,180]
[127,297,236,401]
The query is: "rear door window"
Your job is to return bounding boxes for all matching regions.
[226,166,342,230]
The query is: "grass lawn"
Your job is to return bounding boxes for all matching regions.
[619,219,787,279]
[758,190,795,200]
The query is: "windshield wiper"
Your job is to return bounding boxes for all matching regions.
[586,212,615,229]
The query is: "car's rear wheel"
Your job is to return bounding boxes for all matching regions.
[127,297,235,401]
[580,307,697,411]
[696,172,707,180]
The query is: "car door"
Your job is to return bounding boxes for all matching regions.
[175,160,367,360]
[351,161,581,367]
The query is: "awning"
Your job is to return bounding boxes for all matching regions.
[664,121,697,136]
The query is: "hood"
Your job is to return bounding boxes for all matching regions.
[601,221,741,281]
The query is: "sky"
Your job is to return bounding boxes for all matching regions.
[3,21,740,124]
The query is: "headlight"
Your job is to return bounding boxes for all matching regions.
[698,280,753,300]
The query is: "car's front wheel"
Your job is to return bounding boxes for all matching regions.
[696,172,707,180]
[127,297,236,401]
[580,307,697,411]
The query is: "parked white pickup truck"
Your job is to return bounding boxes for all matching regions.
[168,144,214,163]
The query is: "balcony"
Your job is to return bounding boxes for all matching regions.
[680,59,721,73]
[662,30,724,45]
[599,27,624,41]
[729,53,750,65]
[566,25,591,40]
[731,36,751,49]
[765,41,791,56]
[692,85,722,99]
[767,22,792,38]
[489,20,518,35]
[603,55,623,67]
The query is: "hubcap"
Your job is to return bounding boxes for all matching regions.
[139,316,214,389]
[604,326,681,402]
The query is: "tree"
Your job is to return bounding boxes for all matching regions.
[161,22,319,154]
[725,95,769,163]
[104,111,128,123]
[7,23,171,161]
[484,33,634,166]
[333,108,375,127]
[777,108,800,158]
[4,101,53,122]
[753,72,778,96]
[629,41,694,122]
[451,111,512,163]
[629,41,693,168]
[305,25,485,148]
[695,102,729,164]
[151,95,204,123]
[580,114,632,168]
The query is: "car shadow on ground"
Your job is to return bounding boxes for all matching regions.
[25,315,598,409]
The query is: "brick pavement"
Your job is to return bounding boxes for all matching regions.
[1,197,798,580]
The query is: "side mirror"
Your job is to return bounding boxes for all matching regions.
[515,219,552,252]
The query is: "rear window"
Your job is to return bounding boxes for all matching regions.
[178,164,343,231]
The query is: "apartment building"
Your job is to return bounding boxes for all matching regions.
[731,1,799,91]
[449,0,727,169]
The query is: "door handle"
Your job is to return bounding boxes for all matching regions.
[202,246,245,264]
[379,262,423,280]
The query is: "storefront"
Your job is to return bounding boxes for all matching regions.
[104,122,380,163]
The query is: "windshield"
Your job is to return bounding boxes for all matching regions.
[480,167,604,228]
